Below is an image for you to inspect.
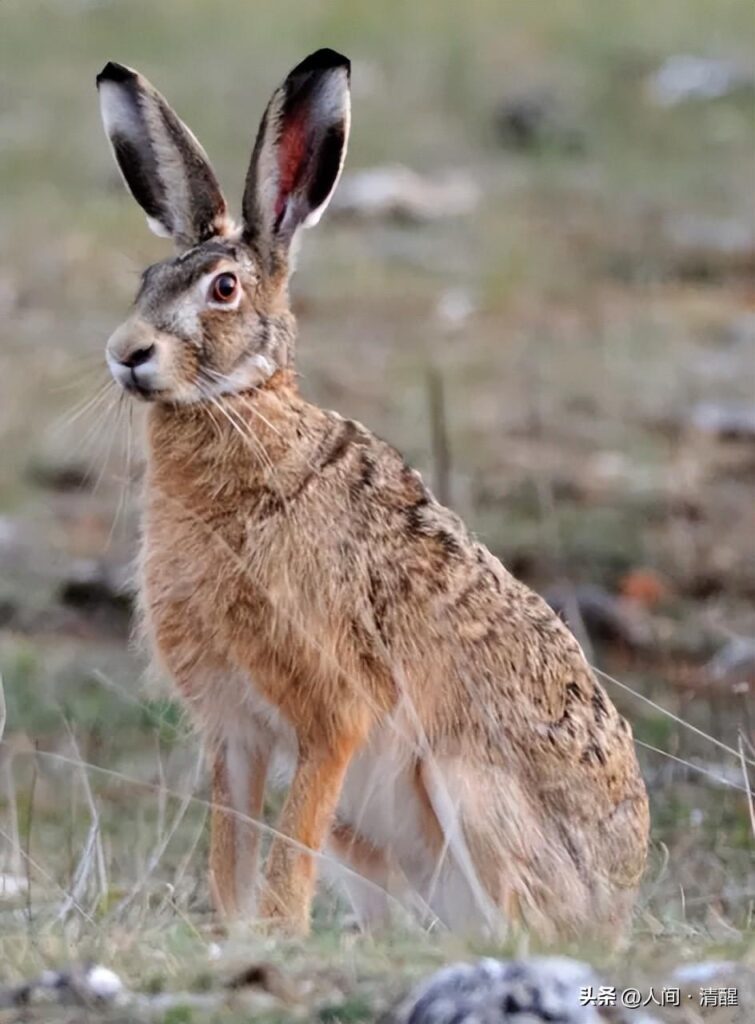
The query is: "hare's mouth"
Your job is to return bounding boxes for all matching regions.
[107,350,166,401]
[121,376,164,402]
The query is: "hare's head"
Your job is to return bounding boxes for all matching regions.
[98,50,350,404]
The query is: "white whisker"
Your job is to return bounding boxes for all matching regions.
[198,377,289,510]
[201,368,354,520]
[107,399,134,547]
[92,391,126,496]
[55,379,116,433]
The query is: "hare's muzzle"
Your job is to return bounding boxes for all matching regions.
[106,319,161,398]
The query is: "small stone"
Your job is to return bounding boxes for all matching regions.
[436,288,477,329]
[671,961,737,983]
[494,90,585,152]
[85,965,124,1001]
[0,873,29,899]
[545,583,653,650]
[58,559,132,613]
[28,459,92,493]
[619,569,670,608]
[647,55,754,107]
[386,957,607,1023]
[688,401,755,440]
[664,215,755,279]
[705,637,755,686]
[332,165,479,222]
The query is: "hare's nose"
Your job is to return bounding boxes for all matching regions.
[106,320,161,394]
[121,344,155,369]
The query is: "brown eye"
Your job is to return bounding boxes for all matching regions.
[210,272,238,304]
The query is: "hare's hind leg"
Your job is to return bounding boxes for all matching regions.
[420,759,600,941]
[210,737,269,918]
[325,823,391,930]
[411,759,516,936]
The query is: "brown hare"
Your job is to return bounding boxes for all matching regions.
[97,49,649,940]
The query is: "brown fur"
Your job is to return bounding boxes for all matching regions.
[98,50,649,941]
[137,385,648,938]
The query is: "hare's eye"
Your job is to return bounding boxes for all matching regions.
[209,272,239,304]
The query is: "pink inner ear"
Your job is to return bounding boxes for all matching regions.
[275,108,310,223]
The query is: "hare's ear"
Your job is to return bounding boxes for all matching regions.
[241,49,350,270]
[96,62,230,248]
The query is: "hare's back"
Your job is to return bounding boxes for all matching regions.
[325,426,602,725]
[322,425,648,843]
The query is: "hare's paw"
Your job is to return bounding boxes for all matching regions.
[257,889,311,937]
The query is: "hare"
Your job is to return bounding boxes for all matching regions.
[97,49,649,940]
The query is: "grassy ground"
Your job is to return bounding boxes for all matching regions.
[0,1,754,1020]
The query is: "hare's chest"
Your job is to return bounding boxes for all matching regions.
[139,499,310,668]
[141,507,234,610]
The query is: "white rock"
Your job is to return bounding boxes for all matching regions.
[0,874,28,899]
[671,961,737,984]
[332,165,479,222]
[436,288,477,329]
[390,956,606,1023]
[689,401,755,440]
[86,965,124,1001]
[647,55,754,107]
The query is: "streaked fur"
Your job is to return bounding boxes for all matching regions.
[97,50,649,940]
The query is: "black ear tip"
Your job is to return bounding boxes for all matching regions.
[292,48,350,79]
[96,61,137,87]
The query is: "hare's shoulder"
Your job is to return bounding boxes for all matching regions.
[323,416,475,547]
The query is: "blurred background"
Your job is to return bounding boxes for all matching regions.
[0,0,753,993]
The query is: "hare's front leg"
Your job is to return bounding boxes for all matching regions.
[210,737,269,919]
[260,735,362,934]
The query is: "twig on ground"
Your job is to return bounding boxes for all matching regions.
[427,366,452,507]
